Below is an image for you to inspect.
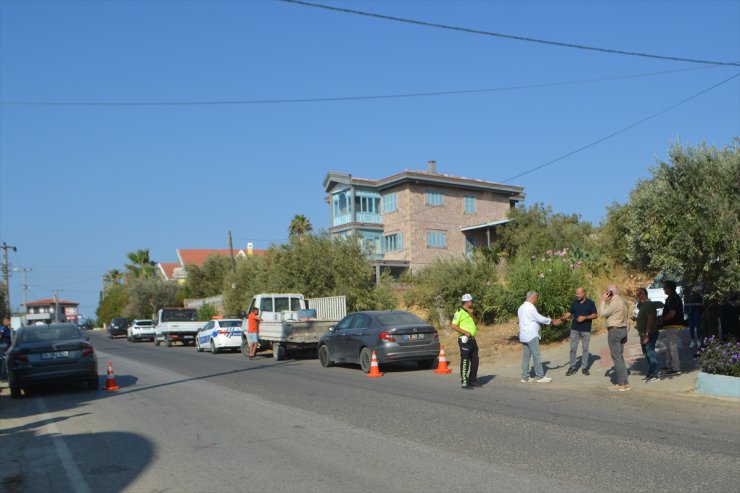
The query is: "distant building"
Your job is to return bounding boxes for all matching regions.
[323,161,525,277]
[158,244,266,283]
[25,298,79,324]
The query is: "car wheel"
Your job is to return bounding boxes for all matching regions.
[417,358,436,370]
[241,340,250,357]
[273,343,285,361]
[127,335,132,342]
[10,385,21,399]
[166,340,173,348]
[318,345,334,368]
[155,337,161,346]
[359,347,373,373]
[195,337,203,352]
[86,377,99,390]
[210,340,218,354]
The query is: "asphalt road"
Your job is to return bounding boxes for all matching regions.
[1,331,739,493]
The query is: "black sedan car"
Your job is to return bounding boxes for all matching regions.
[108,317,130,338]
[318,311,440,373]
[4,323,99,398]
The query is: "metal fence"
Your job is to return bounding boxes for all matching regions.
[308,295,347,321]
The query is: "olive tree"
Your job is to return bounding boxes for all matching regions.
[617,140,739,301]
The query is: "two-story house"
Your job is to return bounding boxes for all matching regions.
[25,298,80,324]
[323,161,525,277]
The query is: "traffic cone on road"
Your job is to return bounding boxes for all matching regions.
[367,350,384,378]
[434,347,453,374]
[104,361,120,391]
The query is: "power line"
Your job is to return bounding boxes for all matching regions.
[0,65,723,107]
[501,72,740,183]
[280,0,740,67]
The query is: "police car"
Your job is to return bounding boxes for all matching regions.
[195,318,244,354]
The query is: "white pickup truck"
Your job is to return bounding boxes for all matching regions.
[154,307,204,347]
[245,293,346,360]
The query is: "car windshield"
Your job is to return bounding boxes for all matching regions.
[377,312,425,326]
[21,326,81,343]
[162,310,198,322]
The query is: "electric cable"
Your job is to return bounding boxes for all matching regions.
[501,72,740,183]
[280,0,740,67]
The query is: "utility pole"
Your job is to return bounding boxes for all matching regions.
[52,289,63,323]
[11,267,31,323]
[1,242,17,315]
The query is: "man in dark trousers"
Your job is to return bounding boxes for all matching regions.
[632,288,660,383]
[660,280,685,375]
[559,287,598,376]
[451,294,479,389]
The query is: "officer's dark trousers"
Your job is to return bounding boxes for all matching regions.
[458,337,479,385]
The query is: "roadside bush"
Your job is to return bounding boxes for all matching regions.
[404,252,504,327]
[197,303,218,321]
[501,249,591,343]
[697,336,740,377]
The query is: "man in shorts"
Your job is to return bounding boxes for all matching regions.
[246,307,261,359]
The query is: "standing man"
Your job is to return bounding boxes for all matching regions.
[632,288,660,383]
[660,280,685,375]
[518,291,560,383]
[450,294,479,389]
[246,307,261,359]
[0,316,12,381]
[600,284,631,391]
[559,287,598,376]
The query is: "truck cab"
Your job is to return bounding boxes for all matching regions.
[248,293,306,323]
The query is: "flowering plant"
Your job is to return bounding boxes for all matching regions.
[697,337,740,377]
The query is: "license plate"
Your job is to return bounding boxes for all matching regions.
[41,351,69,359]
[183,336,193,339]
[403,334,425,341]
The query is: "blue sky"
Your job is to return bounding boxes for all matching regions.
[1,0,738,318]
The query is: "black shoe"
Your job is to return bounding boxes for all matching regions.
[566,367,577,376]
[663,369,681,376]
[468,382,482,387]
[461,384,473,390]
[582,368,590,376]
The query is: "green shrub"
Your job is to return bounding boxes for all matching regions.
[697,336,740,377]
[197,303,218,321]
[501,249,592,343]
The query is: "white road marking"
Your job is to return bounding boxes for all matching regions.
[36,397,92,493]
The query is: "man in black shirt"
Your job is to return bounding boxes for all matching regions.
[559,287,598,376]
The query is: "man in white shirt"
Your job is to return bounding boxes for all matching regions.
[518,291,560,383]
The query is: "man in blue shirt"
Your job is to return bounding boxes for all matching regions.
[559,288,598,376]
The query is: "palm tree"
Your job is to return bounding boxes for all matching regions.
[103,269,124,287]
[125,249,157,278]
[289,214,313,238]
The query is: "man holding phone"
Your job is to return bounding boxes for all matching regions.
[600,284,631,391]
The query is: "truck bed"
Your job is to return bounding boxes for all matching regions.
[258,320,336,345]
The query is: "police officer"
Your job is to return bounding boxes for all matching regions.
[0,316,12,381]
[451,294,479,389]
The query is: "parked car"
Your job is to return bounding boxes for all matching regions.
[108,317,130,338]
[127,319,155,342]
[195,318,244,354]
[318,310,440,373]
[4,323,99,398]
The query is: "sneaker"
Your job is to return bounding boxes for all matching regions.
[468,382,482,388]
[663,369,682,376]
[618,385,632,392]
[646,376,660,383]
[536,376,552,383]
[608,384,623,391]
[461,384,473,390]
[582,368,590,376]
[520,377,535,383]
[566,367,577,376]
[689,340,696,348]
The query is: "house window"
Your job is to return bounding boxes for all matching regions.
[384,233,403,252]
[426,191,444,206]
[427,231,446,248]
[464,196,476,213]
[354,190,382,224]
[383,192,398,213]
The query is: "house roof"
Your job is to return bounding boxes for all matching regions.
[158,262,180,280]
[176,248,266,268]
[460,219,513,232]
[323,169,525,198]
[27,298,79,307]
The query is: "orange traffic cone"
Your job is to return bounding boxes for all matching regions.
[104,361,120,391]
[434,346,453,374]
[367,350,384,378]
